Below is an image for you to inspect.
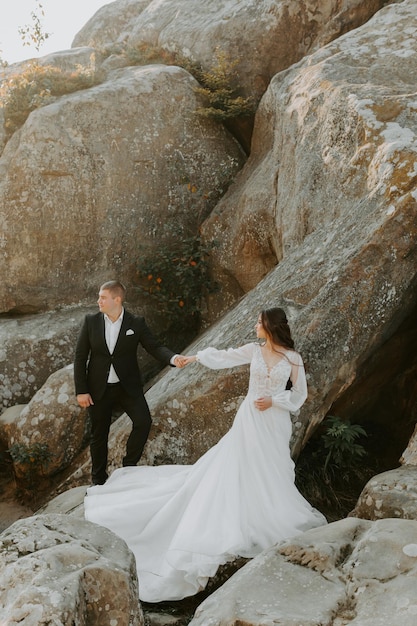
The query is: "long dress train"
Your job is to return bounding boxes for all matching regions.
[84,343,327,602]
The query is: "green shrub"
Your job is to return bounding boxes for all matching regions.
[321,415,367,471]
[8,441,52,490]
[295,415,370,520]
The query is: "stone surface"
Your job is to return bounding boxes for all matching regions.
[0,46,105,79]
[0,365,88,476]
[202,0,417,316]
[401,422,417,466]
[37,485,87,519]
[350,466,417,521]
[73,0,152,52]
[0,499,32,535]
[0,513,143,625]
[74,0,388,102]
[190,517,417,626]
[0,307,94,412]
[0,63,245,314]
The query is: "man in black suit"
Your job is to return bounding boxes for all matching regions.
[74,280,186,485]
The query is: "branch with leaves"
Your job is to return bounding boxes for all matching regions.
[18,1,52,52]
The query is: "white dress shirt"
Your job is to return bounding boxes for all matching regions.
[104,309,124,383]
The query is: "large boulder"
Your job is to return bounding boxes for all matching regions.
[0,514,143,625]
[73,0,153,52]
[350,466,417,521]
[202,0,417,314]
[0,63,245,314]
[0,48,105,155]
[0,307,94,412]
[74,0,388,102]
[190,517,417,626]
[0,365,88,477]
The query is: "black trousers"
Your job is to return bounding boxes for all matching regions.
[88,383,152,484]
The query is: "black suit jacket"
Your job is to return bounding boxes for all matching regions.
[74,310,175,401]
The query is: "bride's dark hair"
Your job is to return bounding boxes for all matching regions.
[260,307,295,350]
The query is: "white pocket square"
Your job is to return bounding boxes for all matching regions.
[126,329,135,336]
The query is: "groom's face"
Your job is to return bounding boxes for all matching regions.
[97,289,121,318]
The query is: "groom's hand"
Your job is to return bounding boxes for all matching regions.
[77,393,94,408]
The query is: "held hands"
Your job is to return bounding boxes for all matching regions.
[182,355,198,366]
[173,355,198,368]
[77,393,94,408]
[173,355,187,368]
[254,396,272,411]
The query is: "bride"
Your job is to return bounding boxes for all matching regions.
[84,307,327,602]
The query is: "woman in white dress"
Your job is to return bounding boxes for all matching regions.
[84,307,327,602]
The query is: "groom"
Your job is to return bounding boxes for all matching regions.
[74,280,186,485]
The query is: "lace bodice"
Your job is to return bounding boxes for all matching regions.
[197,342,307,413]
[250,343,290,395]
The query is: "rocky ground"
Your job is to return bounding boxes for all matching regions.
[0,477,33,533]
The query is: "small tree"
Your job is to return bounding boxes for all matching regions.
[18,1,51,52]
[191,49,255,121]
[136,236,219,349]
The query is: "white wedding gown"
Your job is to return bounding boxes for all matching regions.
[84,343,327,602]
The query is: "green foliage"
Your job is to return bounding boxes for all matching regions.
[18,1,51,52]
[321,415,367,471]
[122,43,254,122]
[295,415,370,520]
[0,60,101,134]
[192,49,255,121]
[137,236,219,344]
[8,441,52,490]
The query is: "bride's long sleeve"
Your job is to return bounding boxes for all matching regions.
[196,343,255,369]
[271,352,308,413]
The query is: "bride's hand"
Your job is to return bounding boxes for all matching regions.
[254,396,272,411]
[182,355,198,366]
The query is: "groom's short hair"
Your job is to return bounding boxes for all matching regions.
[100,280,126,302]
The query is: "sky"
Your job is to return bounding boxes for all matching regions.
[0,0,111,64]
